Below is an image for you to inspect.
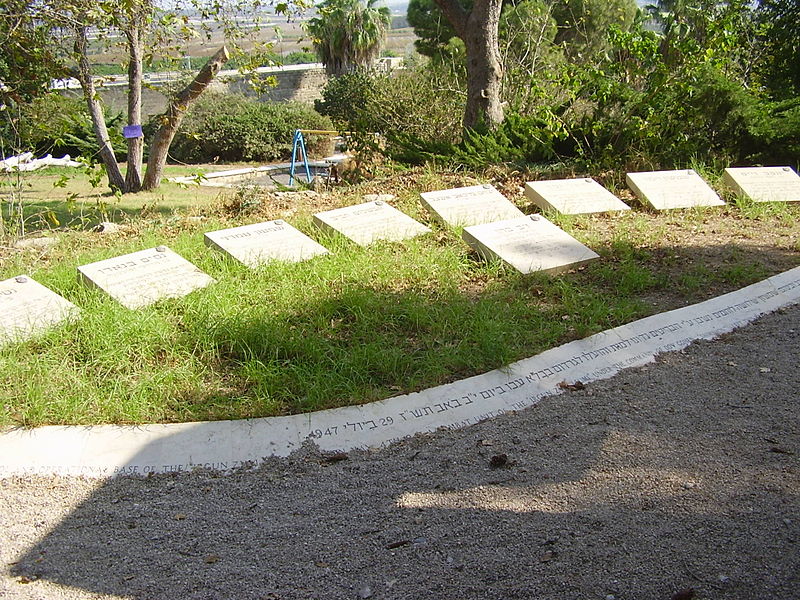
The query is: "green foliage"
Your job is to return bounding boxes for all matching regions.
[387,110,570,167]
[740,97,800,166]
[551,0,638,59]
[499,1,563,114]
[756,0,800,98]
[352,63,465,160]
[306,0,391,76]
[0,94,126,160]
[646,0,759,73]
[406,0,462,58]
[315,59,464,161]
[283,51,320,65]
[453,111,570,167]
[409,0,637,63]
[0,0,65,106]
[366,0,800,170]
[314,71,375,128]
[567,20,800,167]
[168,93,334,163]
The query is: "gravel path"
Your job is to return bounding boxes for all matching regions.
[2,305,799,600]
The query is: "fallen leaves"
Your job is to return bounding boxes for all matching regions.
[558,380,586,391]
[321,452,349,464]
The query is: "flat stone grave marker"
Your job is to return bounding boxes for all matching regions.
[78,246,215,309]
[462,215,599,275]
[626,169,725,210]
[722,166,800,203]
[204,220,329,268]
[419,184,524,227]
[524,177,630,215]
[313,200,431,246]
[0,275,79,345]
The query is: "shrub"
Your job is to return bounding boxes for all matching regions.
[283,51,319,65]
[168,93,334,163]
[314,71,374,129]
[0,93,126,160]
[564,27,800,168]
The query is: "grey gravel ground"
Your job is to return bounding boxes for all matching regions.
[1,305,799,600]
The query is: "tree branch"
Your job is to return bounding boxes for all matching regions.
[432,0,468,39]
[141,45,230,191]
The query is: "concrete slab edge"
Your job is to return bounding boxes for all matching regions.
[2,266,799,478]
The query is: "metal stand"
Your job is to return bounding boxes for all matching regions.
[289,129,313,186]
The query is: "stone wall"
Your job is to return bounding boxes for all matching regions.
[60,64,330,118]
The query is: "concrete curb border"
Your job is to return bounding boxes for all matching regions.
[2,266,799,478]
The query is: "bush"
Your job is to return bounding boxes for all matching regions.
[0,93,126,160]
[283,51,319,65]
[314,71,374,129]
[168,93,334,163]
[564,27,800,168]
[740,97,800,166]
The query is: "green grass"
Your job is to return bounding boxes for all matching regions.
[1,166,799,427]
[0,165,227,235]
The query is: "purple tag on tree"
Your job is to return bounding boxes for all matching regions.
[123,125,143,139]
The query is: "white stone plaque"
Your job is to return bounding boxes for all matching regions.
[626,169,725,210]
[0,275,79,345]
[78,246,215,309]
[722,166,800,203]
[524,178,630,215]
[204,220,329,268]
[313,200,431,246]
[462,215,599,274]
[419,184,524,227]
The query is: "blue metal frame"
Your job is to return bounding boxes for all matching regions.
[289,129,313,186]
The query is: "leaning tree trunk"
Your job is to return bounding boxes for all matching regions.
[433,0,504,130]
[124,26,144,192]
[141,46,230,191]
[74,26,126,191]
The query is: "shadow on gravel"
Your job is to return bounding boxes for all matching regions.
[7,306,800,600]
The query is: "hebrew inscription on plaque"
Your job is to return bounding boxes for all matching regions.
[78,246,215,309]
[626,169,725,210]
[419,184,524,227]
[313,201,431,246]
[462,215,599,274]
[0,275,79,345]
[722,166,800,203]
[524,178,630,215]
[205,220,329,267]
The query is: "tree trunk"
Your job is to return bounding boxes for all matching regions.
[433,0,504,130]
[463,0,504,129]
[125,26,144,192]
[141,46,230,191]
[74,26,126,191]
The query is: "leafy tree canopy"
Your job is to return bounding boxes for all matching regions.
[306,0,391,76]
[0,0,66,106]
[408,0,638,61]
[756,0,799,97]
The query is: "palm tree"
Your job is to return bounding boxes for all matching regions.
[307,0,391,76]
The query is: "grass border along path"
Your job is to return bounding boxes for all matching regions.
[1,168,798,427]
